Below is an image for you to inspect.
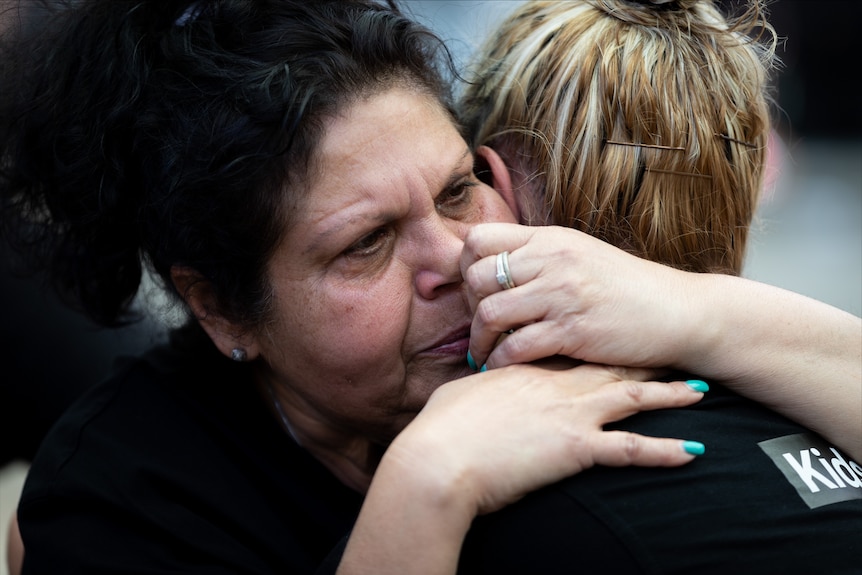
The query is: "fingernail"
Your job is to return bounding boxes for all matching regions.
[682,441,706,456]
[467,351,478,371]
[480,364,487,373]
[685,380,710,393]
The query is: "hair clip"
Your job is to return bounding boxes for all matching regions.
[605,140,685,151]
[715,134,758,149]
[175,1,206,27]
[644,167,713,180]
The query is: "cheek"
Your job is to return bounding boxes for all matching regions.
[265,280,419,441]
[280,278,413,384]
[329,289,409,361]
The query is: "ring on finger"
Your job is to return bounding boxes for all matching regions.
[495,251,515,290]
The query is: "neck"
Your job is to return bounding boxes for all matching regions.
[257,375,383,494]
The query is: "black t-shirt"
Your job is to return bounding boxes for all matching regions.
[458,385,862,574]
[20,327,862,574]
[19,325,362,574]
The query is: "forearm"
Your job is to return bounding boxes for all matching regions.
[336,439,474,575]
[676,273,862,459]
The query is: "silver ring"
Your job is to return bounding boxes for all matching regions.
[495,251,515,290]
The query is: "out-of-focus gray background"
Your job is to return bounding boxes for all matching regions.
[1,2,860,571]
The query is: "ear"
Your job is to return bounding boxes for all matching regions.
[475,145,521,222]
[170,266,260,361]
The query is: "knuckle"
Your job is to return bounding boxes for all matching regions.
[604,364,630,379]
[464,264,484,290]
[622,432,642,462]
[475,297,504,330]
[463,225,481,248]
[499,333,525,358]
[621,380,647,402]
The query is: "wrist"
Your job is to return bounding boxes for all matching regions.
[339,432,476,575]
[381,427,481,526]
[667,271,727,377]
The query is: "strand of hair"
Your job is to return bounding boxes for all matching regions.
[644,167,713,180]
[605,140,685,151]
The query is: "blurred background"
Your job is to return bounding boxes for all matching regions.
[1,1,860,570]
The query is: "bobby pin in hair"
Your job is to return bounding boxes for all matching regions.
[605,140,686,151]
[715,133,757,149]
[644,167,713,180]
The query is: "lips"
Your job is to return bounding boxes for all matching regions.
[422,324,471,356]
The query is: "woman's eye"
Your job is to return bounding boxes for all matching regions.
[343,227,392,258]
[435,180,476,217]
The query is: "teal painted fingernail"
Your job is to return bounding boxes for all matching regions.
[480,364,487,373]
[683,441,706,456]
[467,351,478,371]
[685,380,710,393]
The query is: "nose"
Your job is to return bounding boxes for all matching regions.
[414,218,468,300]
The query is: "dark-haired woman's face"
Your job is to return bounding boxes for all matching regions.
[252,87,517,444]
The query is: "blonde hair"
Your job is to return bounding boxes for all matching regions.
[462,0,777,274]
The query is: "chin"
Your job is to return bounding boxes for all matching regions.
[412,366,471,401]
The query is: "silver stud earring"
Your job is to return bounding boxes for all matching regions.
[231,348,248,362]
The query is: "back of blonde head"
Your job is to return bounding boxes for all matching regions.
[462,0,777,274]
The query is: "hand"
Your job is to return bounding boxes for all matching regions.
[342,362,705,575]
[384,362,705,517]
[460,223,695,370]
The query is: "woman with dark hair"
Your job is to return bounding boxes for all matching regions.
[0,1,711,572]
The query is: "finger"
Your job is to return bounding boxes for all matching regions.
[590,431,704,467]
[484,322,568,369]
[595,365,672,383]
[587,379,707,421]
[469,291,548,367]
[464,248,534,302]
[462,254,505,313]
[462,222,537,268]
[471,279,580,368]
[469,267,567,366]
[461,225,541,308]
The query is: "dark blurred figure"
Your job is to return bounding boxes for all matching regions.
[0,242,165,464]
[0,0,164,465]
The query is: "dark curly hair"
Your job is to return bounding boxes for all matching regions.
[0,0,455,328]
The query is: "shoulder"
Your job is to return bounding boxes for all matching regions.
[18,324,362,573]
[20,324,240,494]
[460,385,862,574]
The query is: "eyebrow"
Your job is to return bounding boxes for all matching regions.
[304,146,475,254]
[443,147,475,190]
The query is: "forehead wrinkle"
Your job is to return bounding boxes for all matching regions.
[296,89,473,257]
[296,117,396,257]
[303,143,472,256]
[301,192,394,257]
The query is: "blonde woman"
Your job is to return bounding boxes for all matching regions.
[459,0,860,461]
[451,1,861,572]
